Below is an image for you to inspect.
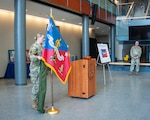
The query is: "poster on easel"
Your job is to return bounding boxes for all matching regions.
[97,43,111,63]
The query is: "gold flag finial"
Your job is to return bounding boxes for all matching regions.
[50,8,54,20]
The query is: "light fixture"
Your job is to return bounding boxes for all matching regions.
[62,18,65,21]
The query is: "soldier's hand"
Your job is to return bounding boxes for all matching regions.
[133,56,138,59]
[37,56,42,60]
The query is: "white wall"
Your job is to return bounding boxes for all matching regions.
[115,40,123,61]
[0,10,15,77]
[0,10,94,77]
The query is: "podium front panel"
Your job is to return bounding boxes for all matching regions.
[68,58,96,98]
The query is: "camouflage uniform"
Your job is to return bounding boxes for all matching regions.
[130,45,142,73]
[29,42,42,102]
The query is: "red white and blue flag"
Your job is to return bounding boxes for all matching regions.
[101,49,108,58]
[42,16,71,84]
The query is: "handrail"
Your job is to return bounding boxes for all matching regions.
[116,1,150,20]
[116,2,135,18]
[117,16,150,20]
[145,1,150,16]
[117,2,134,6]
[126,2,135,18]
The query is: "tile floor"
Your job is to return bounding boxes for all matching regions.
[0,66,150,120]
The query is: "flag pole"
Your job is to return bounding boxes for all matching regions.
[46,69,59,114]
[50,8,53,19]
[46,8,59,114]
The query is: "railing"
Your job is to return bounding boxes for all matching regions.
[116,1,150,42]
[86,0,117,15]
[116,2,135,17]
[116,1,150,20]
[145,1,150,17]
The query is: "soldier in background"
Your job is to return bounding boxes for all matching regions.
[129,41,142,75]
[29,33,46,113]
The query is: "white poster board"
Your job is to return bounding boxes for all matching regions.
[97,43,111,63]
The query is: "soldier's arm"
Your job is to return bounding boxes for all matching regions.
[130,47,134,58]
[29,46,39,62]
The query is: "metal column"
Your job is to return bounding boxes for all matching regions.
[82,15,89,57]
[14,0,27,85]
[110,25,115,62]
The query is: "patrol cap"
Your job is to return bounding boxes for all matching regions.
[34,33,42,40]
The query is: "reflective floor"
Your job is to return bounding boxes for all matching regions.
[0,66,150,120]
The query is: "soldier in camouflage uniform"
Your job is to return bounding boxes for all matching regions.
[29,33,45,110]
[129,41,142,75]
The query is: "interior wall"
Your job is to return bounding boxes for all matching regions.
[96,35,109,44]
[0,11,14,78]
[115,41,123,61]
[0,10,89,77]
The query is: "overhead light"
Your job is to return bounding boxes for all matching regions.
[114,0,119,5]
[78,22,82,25]
[96,27,99,29]
[62,18,65,21]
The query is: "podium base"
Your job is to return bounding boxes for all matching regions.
[46,106,59,114]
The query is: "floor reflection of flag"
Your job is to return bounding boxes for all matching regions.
[101,49,107,58]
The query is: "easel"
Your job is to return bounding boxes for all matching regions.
[96,44,113,85]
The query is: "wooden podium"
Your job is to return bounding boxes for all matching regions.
[68,58,96,98]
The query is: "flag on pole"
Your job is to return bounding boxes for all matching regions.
[42,15,71,84]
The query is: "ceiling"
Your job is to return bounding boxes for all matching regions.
[0,0,111,36]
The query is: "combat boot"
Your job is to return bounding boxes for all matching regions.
[32,100,38,110]
[136,72,139,75]
[129,72,133,75]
